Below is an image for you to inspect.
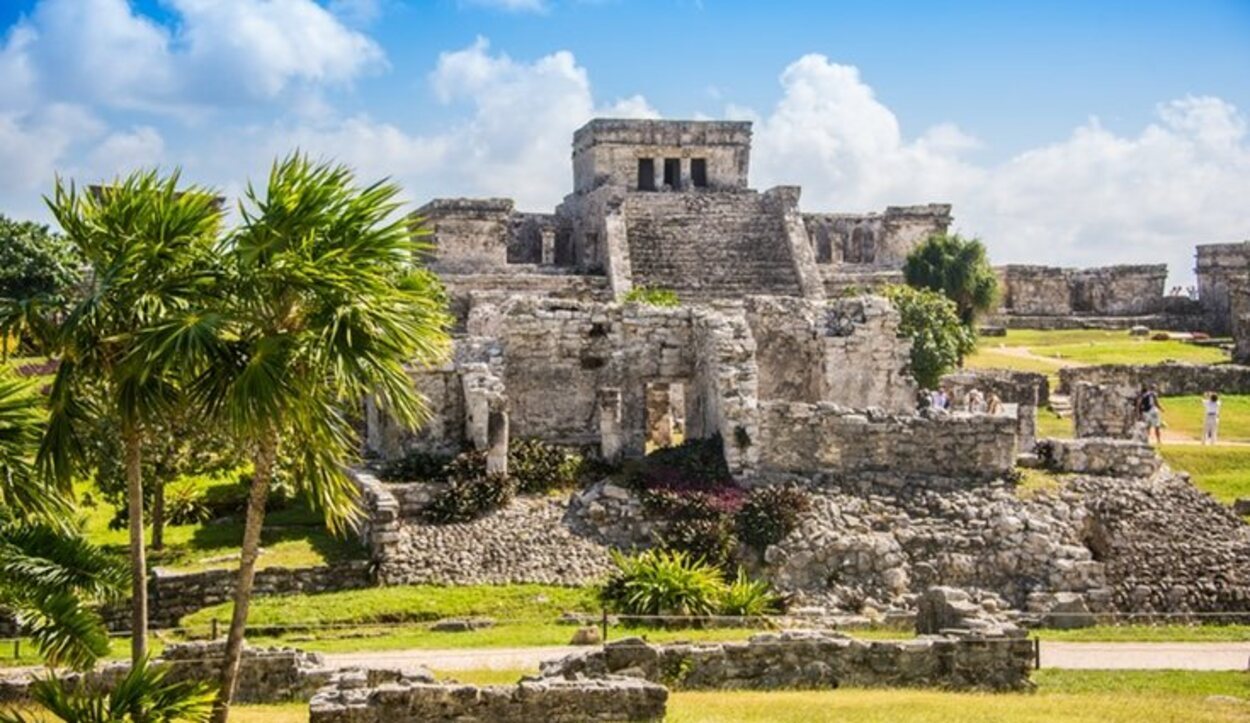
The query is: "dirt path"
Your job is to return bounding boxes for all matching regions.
[983,345,1083,368]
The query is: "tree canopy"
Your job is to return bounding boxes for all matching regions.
[903,233,998,326]
[884,284,976,389]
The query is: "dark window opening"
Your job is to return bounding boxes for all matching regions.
[554,229,575,266]
[637,158,656,191]
[815,225,833,263]
[847,225,876,264]
[663,158,681,190]
[690,158,708,188]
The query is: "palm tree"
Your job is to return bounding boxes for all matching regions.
[172,155,450,722]
[0,369,128,671]
[39,171,223,666]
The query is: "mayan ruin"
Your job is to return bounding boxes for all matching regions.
[1,3,1249,722]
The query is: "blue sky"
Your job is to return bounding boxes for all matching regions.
[1,0,1248,282]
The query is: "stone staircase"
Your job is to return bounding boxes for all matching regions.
[1050,393,1073,418]
[622,192,803,302]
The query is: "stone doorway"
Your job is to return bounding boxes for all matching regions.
[644,381,686,453]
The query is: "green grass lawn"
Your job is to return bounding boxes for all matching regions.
[1035,407,1073,438]
[966,329,1229,383]
[216,671,1250,723]
[76,474,364,574]
[1158,395,1250,443]
[1160,444,1250,507]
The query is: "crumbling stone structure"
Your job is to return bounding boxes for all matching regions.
[1195,241,1250,335]
[992,264,1188,329]
[539,631,1034,693]
[310,668,667,723]
[1059,361,1250,396]
[1071,382,1142,440]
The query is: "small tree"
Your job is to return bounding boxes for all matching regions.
[884,284,975,389]
[903,233,998,326]
[0,215,81,355]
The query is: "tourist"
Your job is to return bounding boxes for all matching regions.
[967,387,986,413]
[1137,383,1165,444]
[986,391,1003,415]
[929,387,948,411]
[1203,391,1221,445]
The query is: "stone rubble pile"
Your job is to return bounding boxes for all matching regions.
[309,667,667,723]
[378,496,613,586]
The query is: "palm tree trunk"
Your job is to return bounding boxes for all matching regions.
[152,480,165,551]
[211,432,277,723]
[123,424,147,665]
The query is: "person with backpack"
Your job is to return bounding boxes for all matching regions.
[1136,383,1165,445]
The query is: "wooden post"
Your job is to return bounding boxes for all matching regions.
[600,609,609,644]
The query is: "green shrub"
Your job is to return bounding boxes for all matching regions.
[379,450,454,482]
[621,436,733,493]
[883,284,976,388]
[720,567,783,616]
[623,285,680,308]
[735,485,812,553]
[421,473,516,524]
[508,438,582,494]
[599,549,725,618]
[659,517,737,569]
[164,479,211,526]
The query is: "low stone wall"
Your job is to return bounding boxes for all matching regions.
[110,562,373,631]
[995,313,1206,332]
[540,631,1034,693]
[1036,438,1162,479]
[756,402,1017,483]
[0,642,332,705]
[1059,362,1250,396]
[310,668,667,722]
[941,368,1047,449]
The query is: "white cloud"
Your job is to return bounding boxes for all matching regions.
[259,38,655,209]
[0,0,384,115]
[747,55,1250,283]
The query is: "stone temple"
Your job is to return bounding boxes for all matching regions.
[356,118,1250,620]
[367,118,974,476]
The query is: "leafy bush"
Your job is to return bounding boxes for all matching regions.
[599,549,725,618]
[508,438,582,494]
[421,473,515,524]
[378,450,454,483]
[623,285,680,308]
[883,284,976,388]
[621,436,733,493]
[659,517,737,569]
[735,484,812,553]
[720,567,783,616]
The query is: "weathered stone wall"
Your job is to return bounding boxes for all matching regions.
[941,368,1046,449]
[572,118,751,194]
[1196,241,1250,335]
[620,189,806,302]
[803,205,952,269]
[540,632,1034,693]
[1058,362,1249,396]
[417,198,514,272]
[99,563,373,632]
[998,264,1167,317]
[1036,438,1162,479]
[755,403,1017,483]
[1071,382,1142,440]
[1231,278,1250,364]
[0,643,333,706]
[311,668,668,723]
[766,482,1107,610]
[440,271,612,330]
[744,295,915,412]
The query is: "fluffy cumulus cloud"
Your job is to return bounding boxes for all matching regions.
[748,55,1250,282]
[458,0,550,13]
[243,37,656,209]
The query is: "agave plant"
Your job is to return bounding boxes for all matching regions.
[600,548,726,618]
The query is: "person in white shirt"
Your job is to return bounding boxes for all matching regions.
[1203,392,1221,445]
